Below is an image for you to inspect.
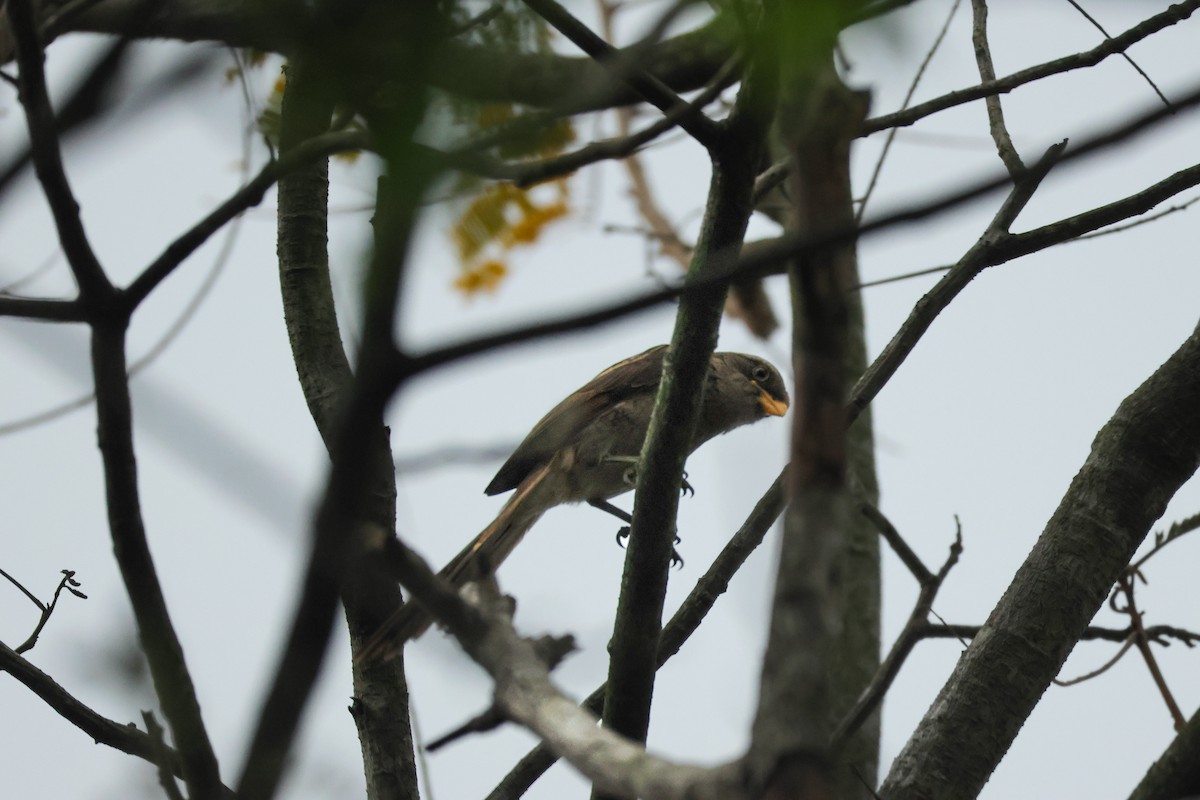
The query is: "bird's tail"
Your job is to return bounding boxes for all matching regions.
[356,464,552,663]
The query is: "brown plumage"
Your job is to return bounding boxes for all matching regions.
[365,345,789,653]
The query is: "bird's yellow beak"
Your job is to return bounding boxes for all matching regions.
[755,383,789,417]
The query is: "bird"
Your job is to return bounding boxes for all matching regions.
[365,344,789,653]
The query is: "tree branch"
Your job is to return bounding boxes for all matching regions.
[6,0,112,302]
[969,0,1024,176]
[0,642,234,796]
[124,129,369,311]
[377,531,750,800]
[487,470,788,800]
[91,322,224,799]
[880,321,1200,800]
[862,0,1199,136]
[521,0,723,149]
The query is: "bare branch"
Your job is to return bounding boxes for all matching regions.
[6,0,112,301]
[832,522,963,750]
[848,140,1067,426]
[969,0,1024,176]
[488,470,788,799]
[521,0,724,149]
[862,0,1199,135]
[124,130,369,310]
[0,642,234,797]
[377,530,749,800]
[1062,0,1171,108]
[857,0,962,222]
[880,321,1200,800]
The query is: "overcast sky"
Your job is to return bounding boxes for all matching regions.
[2,2,1199,798]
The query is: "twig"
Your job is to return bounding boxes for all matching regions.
[857,0,961,222]
[969,0,1024,176]
[0,642,235,796]
[143,711,186,800]
[487,470,787,800]
[521,0,723,149]
[377,527,748,800]
[858,500,933,584]
[862,0,1197,136]
[448,2,504,38]
[6,0,112,300]
[124,129,369,310]
[848,139,1066,426]
[15,570,87,654]
[394,441,518,475]
[400,76,1200,396]
[1114,573,1187,730]
[507,54,739,188]
[1131,511,1200,573]
[1061,0,1171,108]
[1055,636,1137,687]
[915,622,1200,647]
[832,520,963,749]
[1076,196,1200,239]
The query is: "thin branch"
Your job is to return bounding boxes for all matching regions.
[862,0,1198,136]
[0,566,47,609]
[856,0,961,222]
[124,129,369,309]
[832,522,963,750]
[449,53,739,188]
[377,530,748,800]
[6,0,112,301]
[1054,636,1137,686]
[91,321,224,800]
[1075,195,1200,240]
[858,500,934,584]
[1115,573,1187,730]
[402,75,1200,397]
[0,642,234,797]
[143,711,186,800]
[1131,511,1200,572]
[1061,0,1171,108]
[916,622,1200,647]
[14,570,86,654]
[0,295,85,321]
[487,470,787,800]
[969,0,1024,176]
[521,0,724,149]
[394,441,517,475]
[856,176,1200,292]
[0,251,58,293]
[848,139,1067,426]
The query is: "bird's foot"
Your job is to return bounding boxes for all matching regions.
[614,526,684,568]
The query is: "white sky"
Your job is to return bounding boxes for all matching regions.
[1,1,1199,798]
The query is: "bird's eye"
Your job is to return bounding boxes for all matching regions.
[752,365,770,382]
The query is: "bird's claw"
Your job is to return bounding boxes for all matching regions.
[680,470,694,497]
[615,527,684,568]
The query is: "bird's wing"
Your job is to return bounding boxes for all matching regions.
[484,345,668,495]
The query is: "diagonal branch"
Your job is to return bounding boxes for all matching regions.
[880,321,1200,800]
[520,0,724,149]
[487,470,788,800]
[847,139,1066,426]
[862,0,1199,136]
[124,129,369,311]
[6,0,112,302]
[969,0,1024,176]
[0,642,235,797]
